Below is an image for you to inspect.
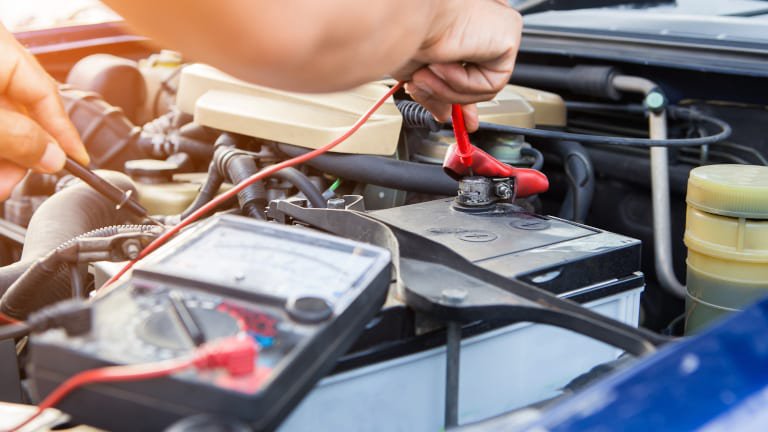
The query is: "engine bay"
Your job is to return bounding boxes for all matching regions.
[1,21,768,430]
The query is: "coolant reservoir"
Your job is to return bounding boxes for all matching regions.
[125,160,230,215]
[684,164,768,333]
[175,64,402,155]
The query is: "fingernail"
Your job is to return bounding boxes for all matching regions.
[38,142,66,172]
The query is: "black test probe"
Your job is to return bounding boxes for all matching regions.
[64,158,164,226]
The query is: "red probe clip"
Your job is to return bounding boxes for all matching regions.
[443,104,549,198]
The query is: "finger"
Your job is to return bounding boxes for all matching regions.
[0,160,28,202]
[461,104,479,133]
[411,67,498,104]
[0,106,66,172]
[428,61,512,95]
[0,27,89,164]
[405,82,451,122]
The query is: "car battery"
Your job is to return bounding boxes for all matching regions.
[278,198,644,431]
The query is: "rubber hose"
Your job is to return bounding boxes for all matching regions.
[0,171,138,298]
[521,147,545,171]
[226,154,267,219]
[1,225,158,319]
[271,167,327,208]
[276,144,458,196]
[215,135,268,220]
[180,160,224,220]
[179,123,219,143]
[175,135,215,161]
[551,141,595,222]
[396,100,441,132]
[511,64,621,100]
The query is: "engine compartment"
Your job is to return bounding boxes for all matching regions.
[1,22,767,430]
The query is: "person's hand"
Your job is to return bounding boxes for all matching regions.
[0,23,88,201]
[393,0,522,132]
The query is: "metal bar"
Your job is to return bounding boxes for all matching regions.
[649,112,686,298]
[445,321,462,428]
[612,75,687,298]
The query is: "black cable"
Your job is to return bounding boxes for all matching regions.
[472,105,731,147]
[397,98,729,148]
[270,167,327,208]
[276,143,458,196]
[1,225,160,320]
[180,160,223,220]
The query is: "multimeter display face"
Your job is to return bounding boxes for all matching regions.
[156,222,377,305]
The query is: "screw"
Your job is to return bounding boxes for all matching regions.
[327,198,346,209]
[441,288,468,305]
[122,240,142,260]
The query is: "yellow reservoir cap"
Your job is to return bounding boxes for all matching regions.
[687,164,768,219]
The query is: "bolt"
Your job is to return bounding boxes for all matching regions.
[441,288,468,305]
[327,198,346,209]
[494,182,513,199]
[122,240,142,260]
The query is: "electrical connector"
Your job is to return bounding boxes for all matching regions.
[193,336,258,377]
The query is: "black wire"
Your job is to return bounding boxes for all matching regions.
[471,105,731,147]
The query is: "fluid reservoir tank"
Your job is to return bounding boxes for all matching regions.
[684,164,768,333]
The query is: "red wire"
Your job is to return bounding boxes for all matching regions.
[0,310,20,325]
[10,82,403,431]
[12,336,257,431]
[11,357,194,431]
[100,81,404,290]
[450,104,474,166]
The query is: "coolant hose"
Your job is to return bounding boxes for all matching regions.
[276,144,458,196]
[0,172,138,310]
[511,64,621,101]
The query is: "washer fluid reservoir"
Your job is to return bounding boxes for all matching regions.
[684,164,768,333]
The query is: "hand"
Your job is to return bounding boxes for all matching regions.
[0,23,88,201]
[392,0,522,132]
